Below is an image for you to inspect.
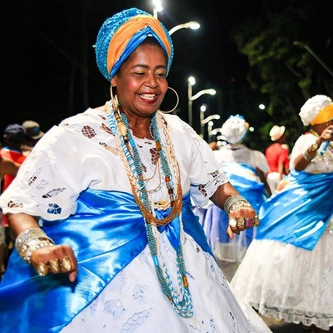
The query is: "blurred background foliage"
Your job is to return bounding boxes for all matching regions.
[229,0,332,148]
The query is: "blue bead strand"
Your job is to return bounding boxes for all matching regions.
[107,103,193,317]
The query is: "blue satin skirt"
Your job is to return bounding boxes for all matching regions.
[0,190,213,333]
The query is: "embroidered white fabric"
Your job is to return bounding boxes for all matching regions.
[231,225,333,330]
[62,234,267,332]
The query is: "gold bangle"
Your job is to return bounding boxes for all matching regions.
[310,142,319,152]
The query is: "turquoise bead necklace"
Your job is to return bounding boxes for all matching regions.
[106,101,193,317]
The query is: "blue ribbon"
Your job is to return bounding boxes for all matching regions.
[257,170,333,250]
[0,190,212,333]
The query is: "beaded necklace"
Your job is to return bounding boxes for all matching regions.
[106,101,193,317]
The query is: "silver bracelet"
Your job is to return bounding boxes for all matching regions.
[303,150,315,162]
[224,195,251,214]
[15,228,55,264]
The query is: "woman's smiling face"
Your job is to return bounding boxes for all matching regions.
[112,40,168,119]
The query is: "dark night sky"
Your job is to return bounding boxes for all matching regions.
[3,0,262,139]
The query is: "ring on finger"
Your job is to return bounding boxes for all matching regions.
[253,215,260,226]
[229,218,237,228]
[48,259,60,272]
[60,257,72,272]
[37,263,49,276]
[236,217,245,228]
[244,217,253,228]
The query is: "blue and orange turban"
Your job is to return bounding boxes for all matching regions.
[95,8,174,81]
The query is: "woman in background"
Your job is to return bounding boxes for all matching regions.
[200,115,270,266]
[231,94,333,332]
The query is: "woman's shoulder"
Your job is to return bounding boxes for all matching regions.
[159,112,197,135]
[60,107,107,125]
[158,112,182,125]
[293,132,316,146]
[59,107,110,134]
[49,107,114,149]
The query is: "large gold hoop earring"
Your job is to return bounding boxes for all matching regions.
[110,86,119,112]
[159,87,179,114]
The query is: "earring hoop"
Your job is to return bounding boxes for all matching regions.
[110,86,119,112]
[159,87,179,114]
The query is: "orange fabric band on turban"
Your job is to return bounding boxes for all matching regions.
[107,15,172,78]
[311,103,333,125]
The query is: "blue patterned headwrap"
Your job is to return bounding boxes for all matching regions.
[95,8,174,81]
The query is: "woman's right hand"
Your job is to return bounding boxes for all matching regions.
[30,244,78,282]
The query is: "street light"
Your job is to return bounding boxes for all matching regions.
[210,127,223,136]
[201,114,221,124]
[207,121,216,143]
[152,0,163,18]
[201,113,220,139]
[188,76,216,127]
[293,41,333,78]
[209,126,224,143]
[199,104,207,137]
[169,21,200,35]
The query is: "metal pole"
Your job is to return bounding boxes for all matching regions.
[168,21,200,35]
[293,41,333,78]
[199,104,206,138]
[208,121,214,143]
[188,83,193,127]
[200,110,204,138]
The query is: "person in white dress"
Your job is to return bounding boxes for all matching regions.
[231,94,333,332]
[197,115,270,264]
[0,8,271,333]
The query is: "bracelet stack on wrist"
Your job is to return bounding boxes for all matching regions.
[15,228,55,264]
[303,150,315,162]
[224,195,251,214]
[303,142,319,162]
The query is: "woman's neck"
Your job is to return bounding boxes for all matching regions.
[119,107,153,139]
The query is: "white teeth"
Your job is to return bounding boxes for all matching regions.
[141,94,155,100]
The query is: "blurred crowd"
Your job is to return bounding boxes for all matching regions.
[0,120,44,275]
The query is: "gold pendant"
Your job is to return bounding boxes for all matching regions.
[118,121,127,137]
